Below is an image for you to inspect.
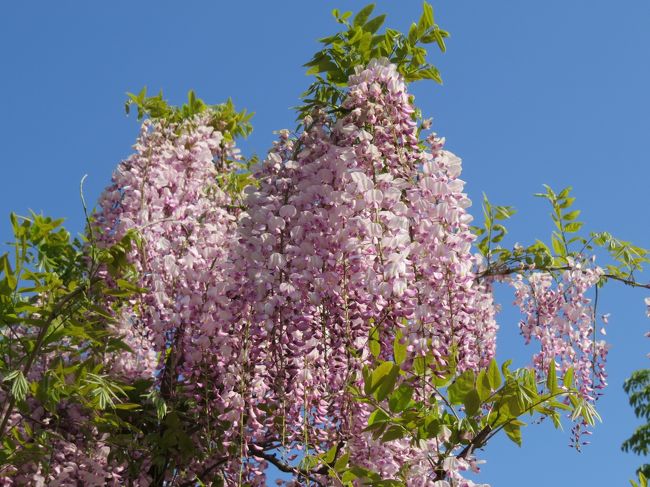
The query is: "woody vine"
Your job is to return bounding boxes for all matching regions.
[0,3,648,486]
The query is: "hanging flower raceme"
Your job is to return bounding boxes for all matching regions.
[96,114,238,373]
[511,262,607,401]
[94,112,243,482]
[330,58,498,485]
[228,59,497,485]
[510,258,607,448]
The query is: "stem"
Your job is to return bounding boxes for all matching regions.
[478,264,650,290]
[249,449,326,486]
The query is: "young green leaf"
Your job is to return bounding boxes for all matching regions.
[353,4,375,27]
[488,359,502,390]
[563,367,574,389]
[393,330,407,366]
[448,369,475,405]
[503,421,523,447]
[547,360,558,393]
[5,370,28,402]
[388,384,414,413]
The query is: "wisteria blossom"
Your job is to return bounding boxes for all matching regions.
[5,58,632,486]
[217,59,498,485]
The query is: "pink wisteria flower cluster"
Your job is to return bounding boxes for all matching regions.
[224,59,498,484]
[512,264,607,402]
[11,59,617,486]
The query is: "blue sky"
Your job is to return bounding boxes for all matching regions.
[1,1,649,484]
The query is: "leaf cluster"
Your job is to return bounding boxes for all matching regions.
[0,212,144,471]
[473,193,516,265]
[475,186,649,291]
[299,2,448,121]
[632,472,649,487]
[623,369,650,478]
[125,88,253,142]
[308,330,597,485]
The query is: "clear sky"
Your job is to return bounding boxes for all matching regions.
[1,1,649,485]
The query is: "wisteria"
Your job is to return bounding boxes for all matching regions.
[3,8,650,481]
[511,263,607,401]
[95,115,239,381]
[74,57,620,486]
[93,113,248,483]
[203,58,500,485]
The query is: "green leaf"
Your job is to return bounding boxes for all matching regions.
[365,361,395,398]
[448,370,475,405]
[362,365,372,395]
[374,363,400,401]
[564,222,584,233]
[342,470,358,483]
[563,210,581,221]
[408,22,419,44]
[114,403,141,411]
[334,451,350,472]
[433,29,447,52]
[491,224,507,243]
[393,331,407,366]
[364,14,386,34]
[476,369,492,402]
[382,425,405,442]
[422,2,434,27]
[501,359,513,379]
[367,408,389,426]
[546,360,558,393]
[503,422,523,446]
[413,355,428,375]
[487,359,502,390]
[418,2,434,33]
[552,233,565,256]
[369,326,380,358]
[388,384,413,413]
[2,255,16,290]
[6,370,28,402]
[323,444,338,464]
[494,206,516,220]
[558,197,576,209]
[464,389,481,417]
[353,4,375,27]
[563,367,574,389]
[300,454,320,471]
[420,66,442,84]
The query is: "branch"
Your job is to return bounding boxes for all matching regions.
[477,264,650,290]
[456,425,492,460]
[249,448,326,486]
[602,273,650,290]
[178,457,228,487]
